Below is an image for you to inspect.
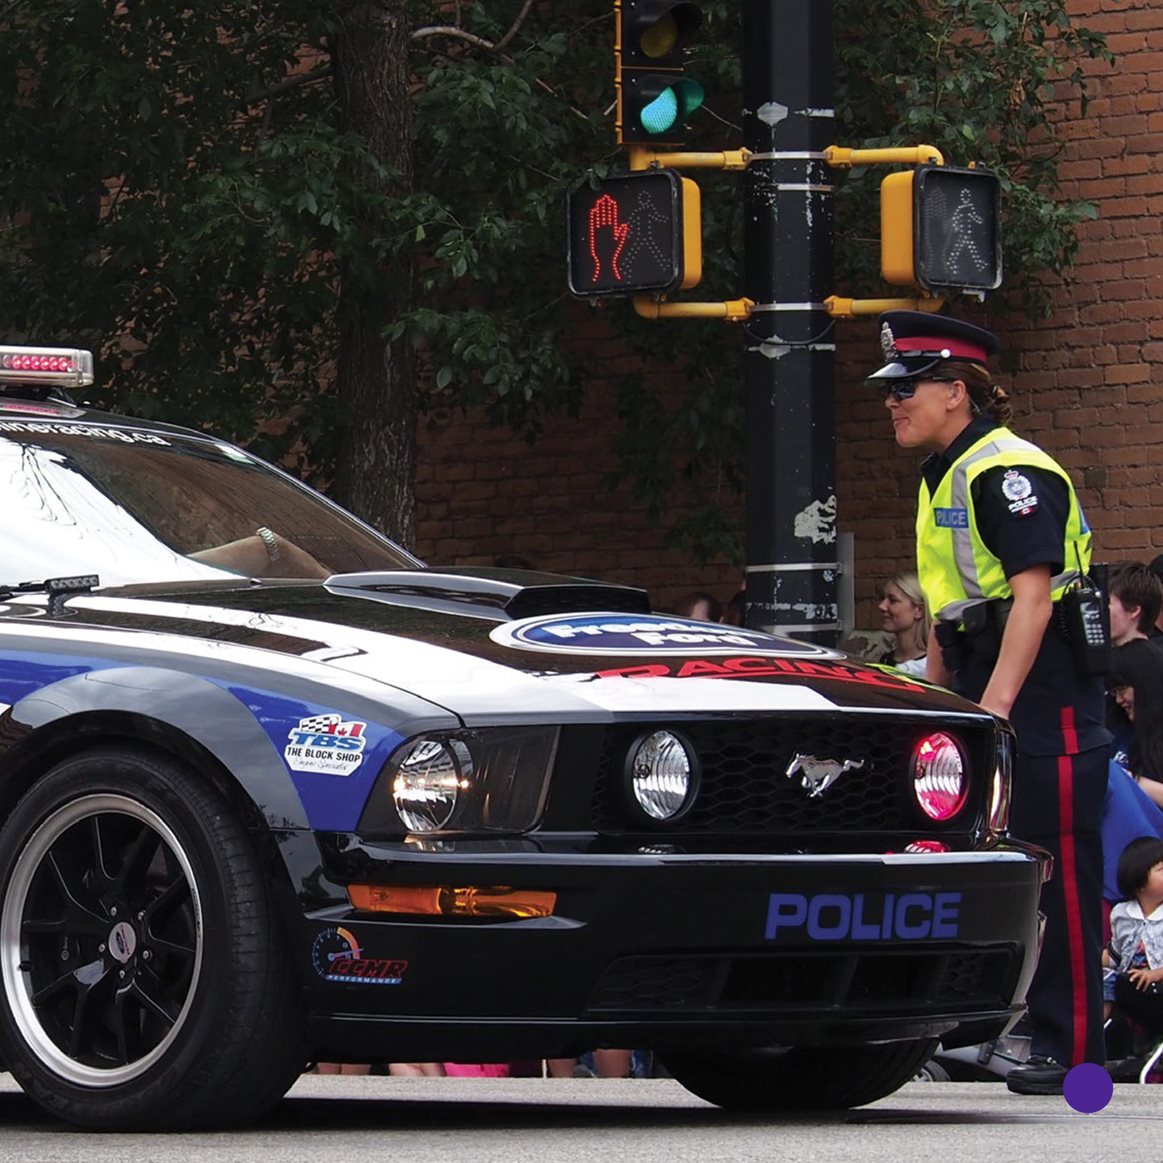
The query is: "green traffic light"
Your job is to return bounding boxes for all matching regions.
[639,79,704,136]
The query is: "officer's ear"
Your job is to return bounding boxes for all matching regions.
[946,379,970,412]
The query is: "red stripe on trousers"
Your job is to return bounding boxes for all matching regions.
[1061,705,1079,756]
[1058,707,1087,1064]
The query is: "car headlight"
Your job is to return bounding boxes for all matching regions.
[361,726,558,836]
[392,737,471,832]
[624,730,699,823]
[911,731,969,821]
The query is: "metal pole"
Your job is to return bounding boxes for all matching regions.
[741,0,837,644]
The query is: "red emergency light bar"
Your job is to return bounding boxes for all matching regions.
[0,346,94,389]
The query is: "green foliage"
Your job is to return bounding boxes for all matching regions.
[611,0,1114,563]
[833,0,1112,315]
[0,1,1112,563]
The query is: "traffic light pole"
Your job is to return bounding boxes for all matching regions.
[741,0,838,643]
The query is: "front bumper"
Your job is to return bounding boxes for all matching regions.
[293,838,1045,1062]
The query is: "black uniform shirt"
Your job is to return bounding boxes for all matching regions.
[921,416,1109,756]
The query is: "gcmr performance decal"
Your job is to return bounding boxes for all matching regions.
[285,712,368,776]
[490,613,834,658]
[312,926,408,985]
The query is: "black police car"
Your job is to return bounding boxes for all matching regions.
[0,345,1044,1129]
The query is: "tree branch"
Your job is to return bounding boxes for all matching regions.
[412,0,535,54]
[411,25,494,51]
[493,0,534,53]
[249,64,332,105]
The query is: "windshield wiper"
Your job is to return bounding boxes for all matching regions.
[0,574,100,614]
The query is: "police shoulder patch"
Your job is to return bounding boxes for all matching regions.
[1000,469,1033,502]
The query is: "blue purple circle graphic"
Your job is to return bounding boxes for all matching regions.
[1062,1062,1113,1113]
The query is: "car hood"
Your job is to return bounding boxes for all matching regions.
[29,572,986,723]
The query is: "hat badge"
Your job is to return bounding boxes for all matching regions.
[879,322,899,361]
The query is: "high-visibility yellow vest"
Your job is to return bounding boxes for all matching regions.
[917,426,1090,623]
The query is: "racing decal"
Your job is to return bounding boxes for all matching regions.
[0,419,171,444]
[491,613,832,658]
[285,712,368,776]
[594,656,920,690]
[933,507,969,528]
[764,891,962,942]
[1001,469,1038,516]
[312,926,408,986]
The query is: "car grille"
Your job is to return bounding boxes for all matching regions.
[586,948,1016,1015]
[591,716,987,834]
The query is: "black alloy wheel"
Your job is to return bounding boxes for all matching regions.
[0,747,306,1130]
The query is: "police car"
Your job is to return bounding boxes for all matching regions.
[0,345,1044,1129]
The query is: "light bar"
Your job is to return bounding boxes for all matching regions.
[0,346,94,389]
[347,884,557,919]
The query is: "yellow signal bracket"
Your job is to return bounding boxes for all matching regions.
[824,145,945,169]
[628,145,751,172]
[824,295,945,319]
[633,296,754,322]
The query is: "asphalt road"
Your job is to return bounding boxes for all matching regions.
[0,1075,1158,1162]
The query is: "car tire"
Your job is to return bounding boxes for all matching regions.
[0,746,307,1130]
[662,1038,939,1111]
[913,1057,951,1082]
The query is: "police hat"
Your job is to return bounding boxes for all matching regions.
[865,310,1000,386]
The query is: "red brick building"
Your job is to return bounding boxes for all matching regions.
[415,0,1163,634]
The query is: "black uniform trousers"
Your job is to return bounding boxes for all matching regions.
[1008,741,1108,1066]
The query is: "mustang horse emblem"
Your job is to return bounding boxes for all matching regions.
[785,754,865,798]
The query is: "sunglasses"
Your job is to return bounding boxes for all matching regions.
[880,376,954,402]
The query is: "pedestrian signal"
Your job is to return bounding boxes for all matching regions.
[881,164,1003,294]
[566,170,702,298]
[616,1,704,146]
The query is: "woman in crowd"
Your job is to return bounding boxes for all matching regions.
[1108,639,1163,810]
[876,572,930,678]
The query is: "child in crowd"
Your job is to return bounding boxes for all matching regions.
[1103,837,1163,1079]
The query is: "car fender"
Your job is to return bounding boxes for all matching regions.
[0,665,428,835]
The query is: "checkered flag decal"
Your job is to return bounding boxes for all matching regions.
[296,713,341,733]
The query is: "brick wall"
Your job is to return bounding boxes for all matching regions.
[414,313,741,615]
[415,0,1163,632]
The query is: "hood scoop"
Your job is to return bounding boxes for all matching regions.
[324,568,651,621]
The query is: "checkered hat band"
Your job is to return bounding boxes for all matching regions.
[893,336,988,362]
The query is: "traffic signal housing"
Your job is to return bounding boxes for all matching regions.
[566,170,702,298]
[616,1,704,147]
[881,164,1003,294]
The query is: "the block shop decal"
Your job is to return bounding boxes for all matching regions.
[285,712,368,776]
[491,613,835,658]
[312,926,408,986]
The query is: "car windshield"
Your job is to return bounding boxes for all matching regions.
[0,417,417,588]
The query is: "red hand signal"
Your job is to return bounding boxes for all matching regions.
[588,194,630,283]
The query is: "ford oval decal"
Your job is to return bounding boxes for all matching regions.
[489,612,835,657]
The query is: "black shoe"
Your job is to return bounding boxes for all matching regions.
[1106,1055,1147,1083]
[1006,1055,1069,1095]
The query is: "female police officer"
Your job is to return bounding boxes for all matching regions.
[868,310,1109,1095]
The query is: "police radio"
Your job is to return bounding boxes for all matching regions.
[1059,557,1110,675]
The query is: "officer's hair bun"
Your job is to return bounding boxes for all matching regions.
[943,359,1012,427]
[986,382,1013,427]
